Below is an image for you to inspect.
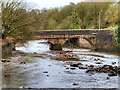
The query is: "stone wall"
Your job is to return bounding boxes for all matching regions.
[95,30,117,51]
[75,30,117,51]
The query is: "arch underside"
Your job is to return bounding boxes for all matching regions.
[46,37,96,50]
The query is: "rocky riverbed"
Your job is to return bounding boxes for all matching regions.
[1,40,120,88]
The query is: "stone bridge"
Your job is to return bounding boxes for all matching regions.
[34,29,116,51]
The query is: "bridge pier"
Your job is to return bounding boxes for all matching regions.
[91,46,97,51]
[49,43,62,50]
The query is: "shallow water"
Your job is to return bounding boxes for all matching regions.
[2,40,120,88]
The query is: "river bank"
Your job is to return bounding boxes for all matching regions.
[1,40,120,88]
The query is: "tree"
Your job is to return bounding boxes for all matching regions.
[43,18,57,30]
[59,5,74,21]
[57,16,73,29]
[2,0,35,43]
[70,11,81,29]
[70,2,75,5]
[105,2,118,27]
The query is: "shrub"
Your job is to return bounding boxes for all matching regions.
[114,26,120,47]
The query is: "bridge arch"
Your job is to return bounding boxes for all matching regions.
[48,42,62,50]
[47,38,69,50]
[47,37,96,50]
[82,37,96,50]
[63,37,96,50]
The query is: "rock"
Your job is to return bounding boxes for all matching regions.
[1,60,6,62]
[104,70,110,73]
[70,64,79,67]
[7,60,10,62]
[103,70,107,73]
[73,83,78,85]
[20,62,26,64]
[97,58,100,60]
[95,62,103,64]
[112,62,116,65]
[100,69,105,73]
[103,65,109,67]
[90,65,94,67]
[43,71,48,73]
[114,66,118,68]
[91,68,95,71]
[4,75,8,77]
[79,66,87,69]
[1,59,10,63]
[70,67,76,70]
[85,65,119,74]
[106,77,110,79]
[108,71,117,76]
[86,70,90,73]
[94,59,98,61]
[47,75,49,77]
[109,65,113,69]
[118,69,120,73]
[34,52,37,54]
[104,66,109,70]
[77,63,83,65]
[98,67,103,70]
[28,87,32,89]
[66,68,69,69]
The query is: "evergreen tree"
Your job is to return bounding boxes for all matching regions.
[70,11,81,29]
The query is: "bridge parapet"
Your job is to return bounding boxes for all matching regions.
[34,29,116,51]
[35,29,114,35]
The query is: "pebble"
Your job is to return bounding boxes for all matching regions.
[70,67,76,70]
[79,66,87,69]
[106,77,110,79]
[34,52,37,54]
[73,83,78,85]
[20,62,26,64]
[108,71,117,76]
[90,65,94,67]
[85,65,119,76]
[70,64,79,67]
[1,59,10,62]
[112,62,116,65]
[70,63,83,67]
[66,68,69,69]
[86,70,91,73]
[118,69,120,74]
[28,87,32,89]
[95,62,103,64]
[77,63,83,65]
[43,71,48,73]
[94,59,98,61]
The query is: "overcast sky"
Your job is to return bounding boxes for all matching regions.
[25,0,84,9]
[24,0,119,10]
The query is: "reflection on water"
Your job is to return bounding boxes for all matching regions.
[2,40,119,88]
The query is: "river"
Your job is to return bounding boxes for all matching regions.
[1,40,120,88]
